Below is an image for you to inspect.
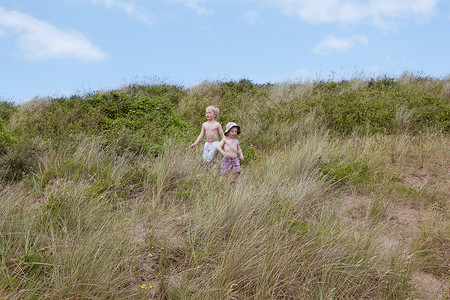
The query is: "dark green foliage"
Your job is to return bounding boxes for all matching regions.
[0,101,16,121]
[0,121,15,154]
[107,130,151,156]
[413,95,449,131]
[240,144,257,165]
[216,79,267,117]
[0,140,41,182]
[220,79,259,96]
[89,89,186,155]
[321,155,369,185]
[12,85,187,156]
[12,96,103,139]
[90,91,184,133]
[40,159,89,187]
[0,102,16,154]
[265,78,448,135]
[311,92,395,134]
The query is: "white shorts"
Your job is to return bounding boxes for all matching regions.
[203,141,219,162]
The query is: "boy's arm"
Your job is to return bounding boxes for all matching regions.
[217,123,225,139]
[237,142,244,161]
[217,139,229,158]
[189,124,205,149]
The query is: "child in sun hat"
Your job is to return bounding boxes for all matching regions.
[189,105,225,163]
[217,122,244,180]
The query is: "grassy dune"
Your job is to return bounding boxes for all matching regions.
[0,76,448,299]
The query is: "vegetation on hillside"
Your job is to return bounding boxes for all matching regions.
[0,75,448,299]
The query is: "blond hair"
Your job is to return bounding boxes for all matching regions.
[206,105,219,117]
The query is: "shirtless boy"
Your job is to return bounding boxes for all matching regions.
[189,106,225,163]
[217,122,244,180]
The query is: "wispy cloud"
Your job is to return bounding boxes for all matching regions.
[313,34,368,55]
[82,0,155,25]
[243,11,260,25]
[386,54,407,66]
[263,0,437,28]
[185,0,214,15]
[0,7,109,62]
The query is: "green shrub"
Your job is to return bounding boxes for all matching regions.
[0,140,41,182]
[0,101,16,121]
[240,143,257,165]
[271,78,449,135]
[12,86,188,156]
[90,91,187,155]
[106,130,152,156]
[0,121,15,154]
[321,155,369,185]
[11,96,103,139]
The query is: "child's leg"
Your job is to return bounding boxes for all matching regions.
[232,157,241,180]
[229,158,241,184]
[232,172,239,181]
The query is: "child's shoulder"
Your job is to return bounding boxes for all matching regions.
[205,120,221,127]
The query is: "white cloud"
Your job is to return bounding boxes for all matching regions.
[263,0,437,28]
[87,0,155,25]
[185,0,214,15]
[353,34,369,46]
[243,11,260,25]
[386,54,407,66]
[0,7,109,62]
[313,34,368,55]
[89,0,213,18]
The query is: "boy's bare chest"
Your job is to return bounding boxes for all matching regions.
[204,123,219,132]
[225,139,238,149]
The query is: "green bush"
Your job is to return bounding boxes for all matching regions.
[0,101,16,121]
[89,90,187,155]
[321,155,369,185]
[240,144,257,165]
[266,78,448,137]
[0,121,15,154]
[0,140,41,182]
[11,86,188,156]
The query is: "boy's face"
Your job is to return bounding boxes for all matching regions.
[228,127,238,138]
[205,110,216,120]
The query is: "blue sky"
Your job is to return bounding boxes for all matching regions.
[1,0,449,104]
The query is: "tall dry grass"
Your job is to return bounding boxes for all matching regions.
[1,77,448,299]
[1,130,422,299]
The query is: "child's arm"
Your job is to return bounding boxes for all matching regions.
[217,139,230,158]
[218,123,225,140]
[189,124,205,149]
[237,142,244,161]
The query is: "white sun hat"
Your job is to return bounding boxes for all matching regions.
[224,122,241,135]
